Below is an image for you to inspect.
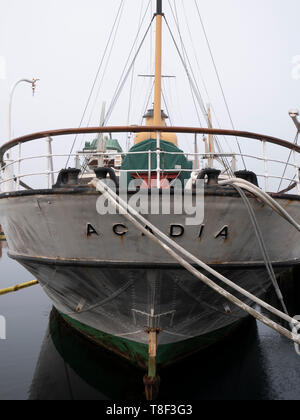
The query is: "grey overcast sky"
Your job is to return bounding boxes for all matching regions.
[0,0,300,166]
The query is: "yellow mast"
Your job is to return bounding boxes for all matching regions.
[153,0,163,126]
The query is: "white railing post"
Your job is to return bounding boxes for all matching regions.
[194,133,199,170]
[74,153,80,170]
[293,150,300,195]
[156,131,161,189]
[46,137,54,188]
[231,155,237,173]
[263,140,269,192]
[1,159,14,192]
[148,150,151,187]
[17,142,21,191]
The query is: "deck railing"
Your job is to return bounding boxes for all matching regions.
[0,126,299,195]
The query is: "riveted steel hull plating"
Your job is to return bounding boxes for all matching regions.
[0,189,299,364]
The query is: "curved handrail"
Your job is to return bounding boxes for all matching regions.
[1,125,299,166]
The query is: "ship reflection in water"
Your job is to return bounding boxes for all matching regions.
[28,286,300,401]
[29,308,145,400]
[28,309,260,400]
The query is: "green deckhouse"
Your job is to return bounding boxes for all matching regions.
[121,138,193,184]
[84,137,123,154]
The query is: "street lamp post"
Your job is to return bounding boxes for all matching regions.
[8,78,39,142]
[3,78,39,192]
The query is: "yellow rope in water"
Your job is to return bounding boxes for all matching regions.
[0,280,38,296]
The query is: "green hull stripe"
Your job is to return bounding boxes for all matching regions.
[60,312,243,368]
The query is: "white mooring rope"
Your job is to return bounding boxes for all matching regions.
[219,178,300,232]
[91,178,300,345]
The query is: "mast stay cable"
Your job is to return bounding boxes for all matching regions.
[140,81,155,125]
[166,1,288,315]
[104,1,153,125]
[166,2,207,120]
[85,2,126,130]
[193,0,246,170]
[164,13,232,174]
[77,0,126,156]
[170,0,231,161]
[165,4,233,172]
[126,0,147,151]
[180,0,234,155]
[277,131,299,192]
[65,0,125,168]
[230,183,289,315]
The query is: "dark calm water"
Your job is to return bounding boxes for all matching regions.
[0,243,300,401]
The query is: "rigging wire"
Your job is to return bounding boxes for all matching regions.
[166,1,207,120]
[149,0,153,80]
[164,12,232,173]
[65,0,125,168]
[166,2,232,170]
[164,77,175,116]
[126,0,146,151]
[85,1,125,129]
[180,0,211,106]
[104,18,154,125]
[126,66,136,152]
[171,2,203,128]
[170,1,234,173]
[136,0,155,127]
[193,0,246,169]
[104,1,153,124]
[189,79,203,128]
[231,183,289,315]
[78,0,126,153]
[161,80,173,126]
[172,77,191,152]
[140,80,155,125]
[277,131,299,192]
[180,0,233,155]
[166,1,203,152]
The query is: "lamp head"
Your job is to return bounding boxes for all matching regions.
[289,109,299,118]
[31,78,40,96]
